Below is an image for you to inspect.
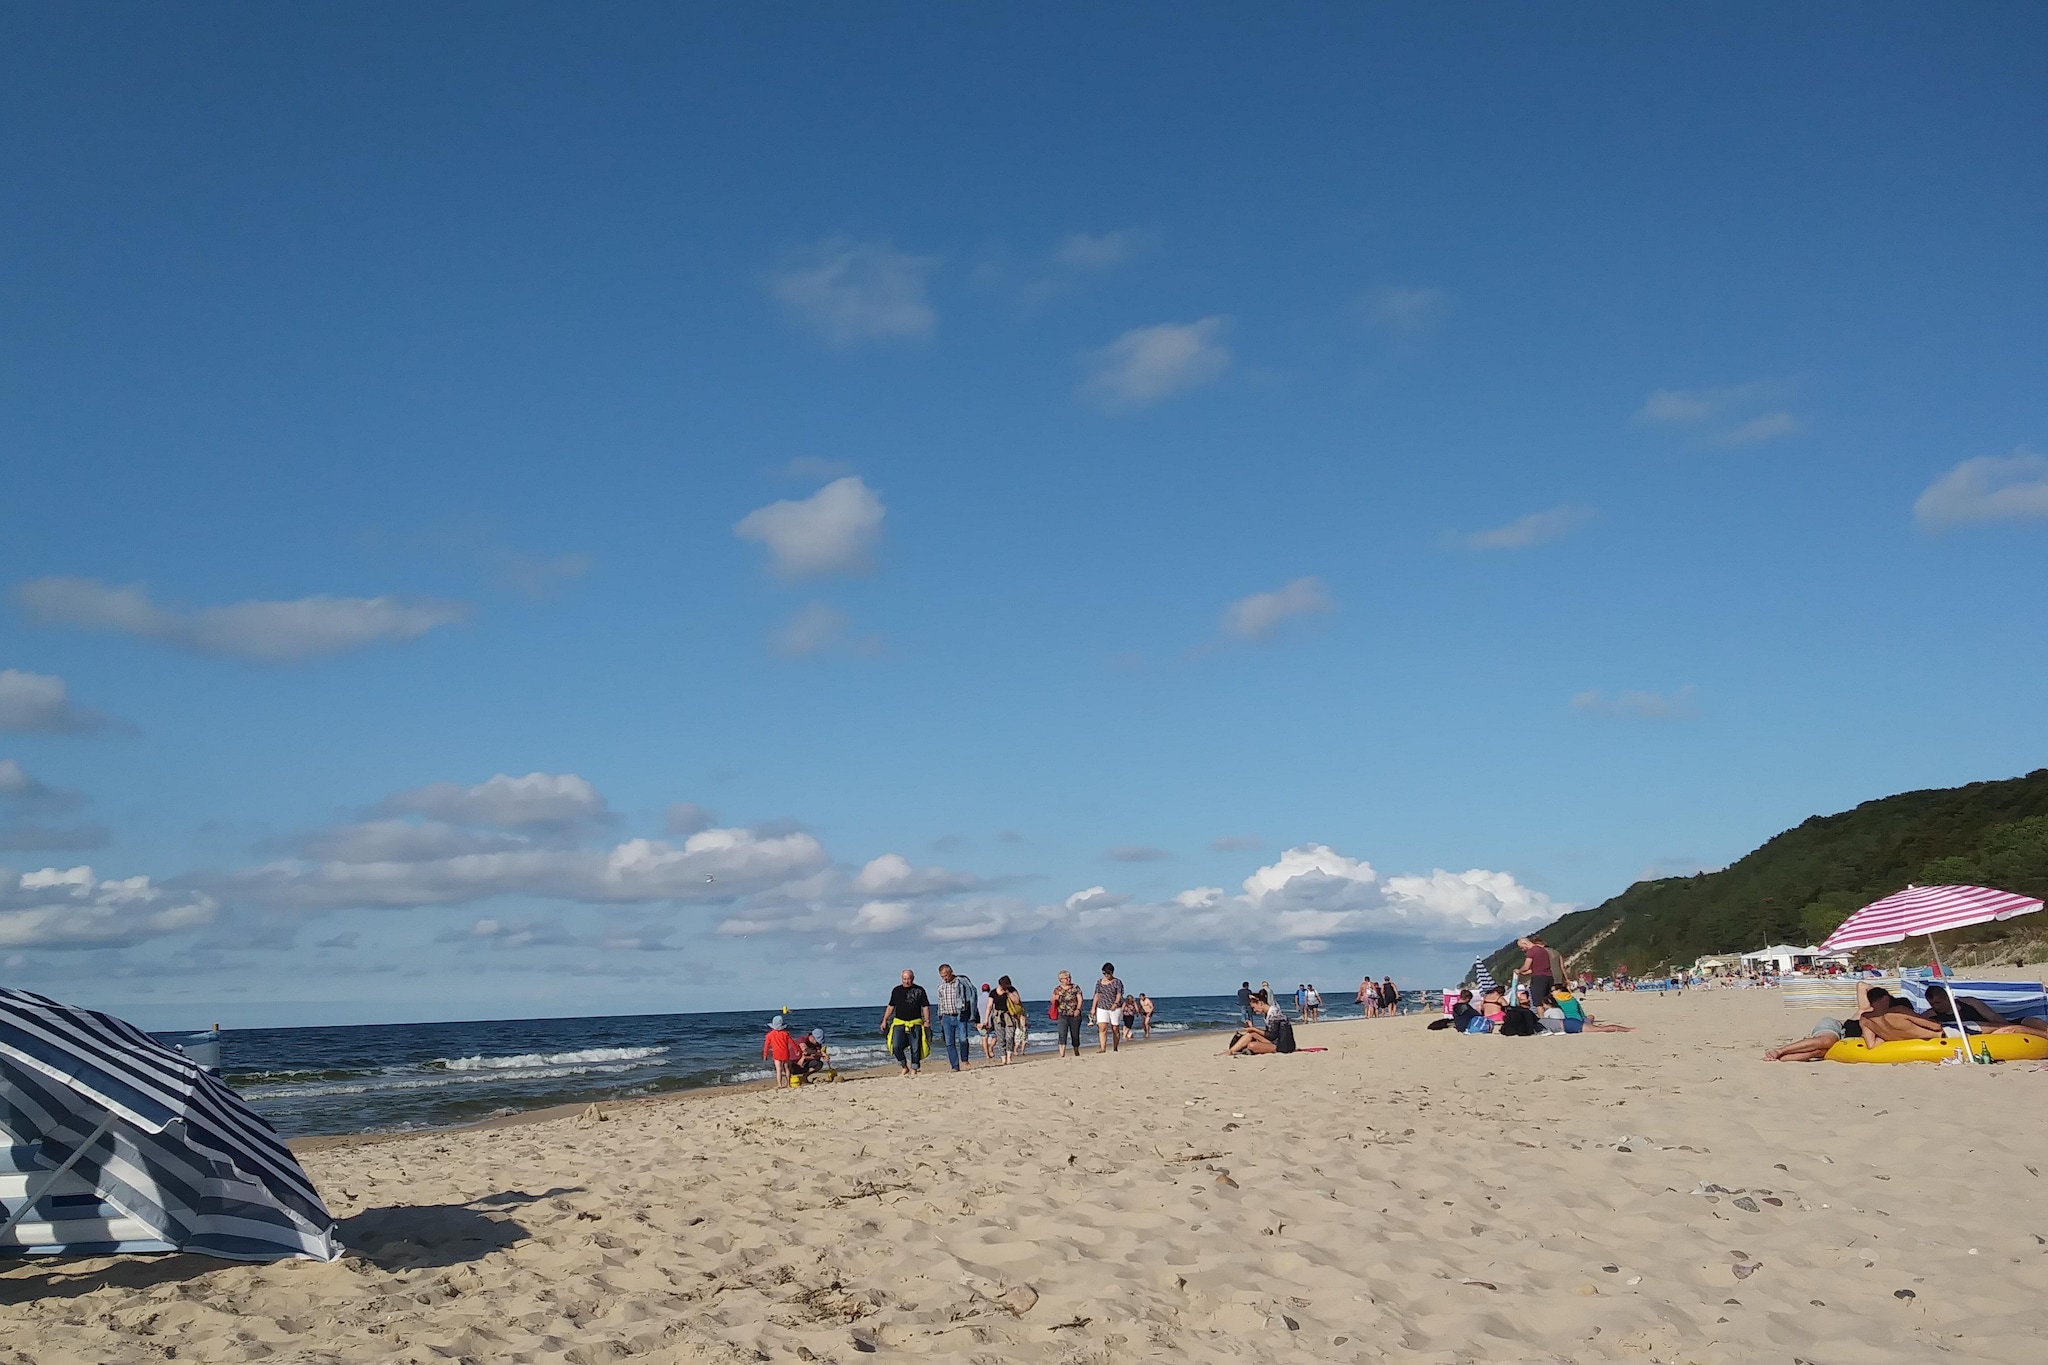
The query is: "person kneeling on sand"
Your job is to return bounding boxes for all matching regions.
[793,1029,835,1083]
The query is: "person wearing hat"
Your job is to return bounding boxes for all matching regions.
[761,1013,794,1088]
[792,1028,834,1083]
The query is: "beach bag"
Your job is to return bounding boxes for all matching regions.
[1500,1006,1542,1037]
[1048,1001,1059,1021]
[1464,1016,1493,1033]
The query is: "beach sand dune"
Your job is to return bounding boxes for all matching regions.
[4,988,2045,1363]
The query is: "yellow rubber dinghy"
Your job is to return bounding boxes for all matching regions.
[1826,1034,2048,1063]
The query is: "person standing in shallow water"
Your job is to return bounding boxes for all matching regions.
[880,968,930,1076]
[1093,962,1125,1053]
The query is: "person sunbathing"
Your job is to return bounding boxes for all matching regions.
[1921,985,2048,1039]
[1850,984,1946,1045]
[1764,1015,1851,1061]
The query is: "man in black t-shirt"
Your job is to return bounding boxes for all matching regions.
[881,968,932,1076]
[1236,981,1254,1025]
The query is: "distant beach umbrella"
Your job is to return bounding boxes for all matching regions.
[1821,885,2044,1063]
[0,988,339,1261]
[1471,960,1499,993]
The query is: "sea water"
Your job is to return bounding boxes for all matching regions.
[167,991,1429,1138]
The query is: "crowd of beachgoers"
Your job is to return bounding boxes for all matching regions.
[752,963,1434,1081]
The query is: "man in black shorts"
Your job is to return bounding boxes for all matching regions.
[881,968,931,1076]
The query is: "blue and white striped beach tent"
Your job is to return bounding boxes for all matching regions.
[0,988,339,1261]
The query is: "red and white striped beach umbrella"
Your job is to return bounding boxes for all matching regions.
[1821,884,2043,952]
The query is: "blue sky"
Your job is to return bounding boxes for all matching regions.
[2,6,2044,1028]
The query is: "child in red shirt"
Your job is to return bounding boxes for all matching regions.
[762,1014,793,1087]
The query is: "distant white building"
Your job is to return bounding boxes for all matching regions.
[1740,944,1853,973]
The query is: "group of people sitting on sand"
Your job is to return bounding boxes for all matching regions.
[1765,982,2048,1061]
[1427,982,1635,1036]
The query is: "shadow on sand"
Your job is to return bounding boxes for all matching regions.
[339,1186,582,1269]
[0,1186,583,1300]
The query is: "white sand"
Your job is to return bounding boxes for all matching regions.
[5,987,2047,1363]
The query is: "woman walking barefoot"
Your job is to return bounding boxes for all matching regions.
[1052,971,1085,1057]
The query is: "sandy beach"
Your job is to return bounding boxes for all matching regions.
[5,987,2046,1364]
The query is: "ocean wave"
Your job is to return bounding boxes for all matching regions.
[226,1066,381,1087]
[427,1045,667,1073]
[246,1060,659,1100]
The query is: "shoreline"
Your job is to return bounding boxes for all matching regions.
[286,1010,1333,1153]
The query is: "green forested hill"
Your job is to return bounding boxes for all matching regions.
[1484,768,2048,981]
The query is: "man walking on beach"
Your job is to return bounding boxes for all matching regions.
[933,963,973,1072]
[1094,962,1125,1053]
[881,968,931,1076]
[1237,981,1254,1025]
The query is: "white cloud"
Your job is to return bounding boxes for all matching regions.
[0,865,216,949]
[1634,382,1797,447]
[1572,686,1698,720]
[17,578,466,662]
[1719,413,1800,446]
[853,853,977,897]
[1914,450,2048,529]
[849,900,914,935]
[1055,230,1145,272]
[1221,577,1332,641]
[770,238,936,346]
[0,670,121,734]
[1360,286,1448,334]
[1082,318,1230,410]
[1063,886,1129,914]
[1447,505,1595,552]
[1043,843,1560,953]
[381,772,611,831]
[735,477,886,578]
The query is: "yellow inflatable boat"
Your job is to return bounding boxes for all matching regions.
[1826,1033,2048,1064]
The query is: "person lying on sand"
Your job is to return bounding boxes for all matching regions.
[1764,1016,1851,1061]
[1921,985,2048,1039]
